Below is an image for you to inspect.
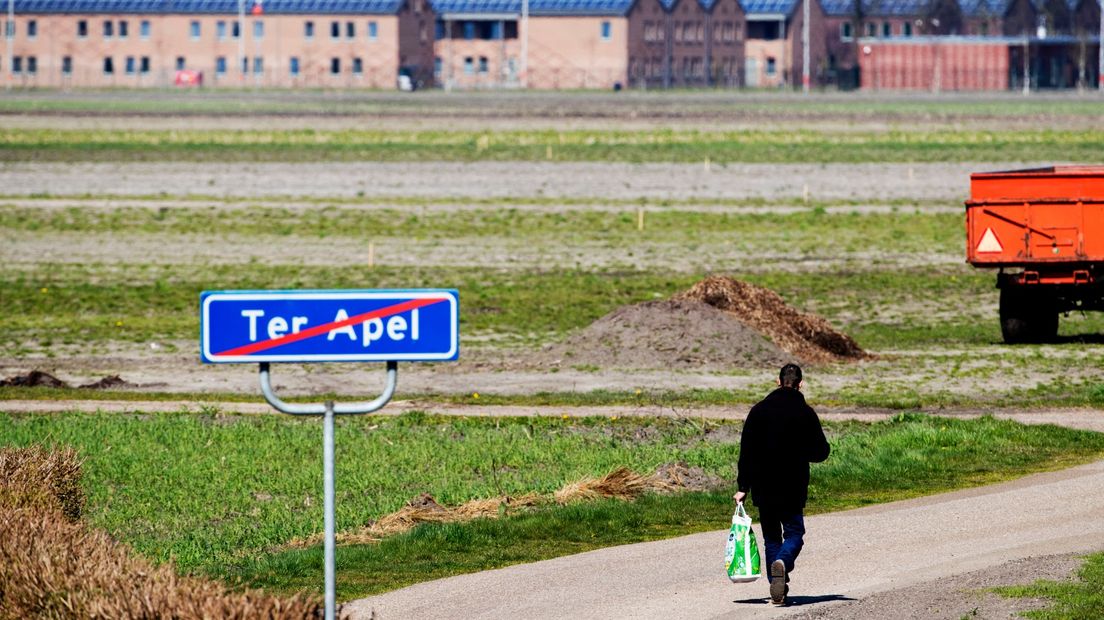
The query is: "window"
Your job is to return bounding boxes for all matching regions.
[977,22,986,36]
[189,20,200,40]
[254,21,264,39]
[140,56,150,73]
[345,21,354,39]
[600,20,611,41]
[103,57,113,74]
[104,20,113,38]
[140,20,150,39]
[118,20,128,38]
[478,55,488,74]
[904,22,913,36]
[12,56,21,74]
[463,21,474,40]
[253,56,263,75]
[2,20,10,39]
[330,57,340,74]
[865,22,875,37]
[27,19,36,39]
[26,56,36,74]
[882,21,891,37]
[644,21,654,42]
[77,20,88,38]
[217,21,227,40]
[62,56,72,75]
[433,56,442,76]
[125,56,135,75]
[241,57,248,73]
[289,56,300,76]
[840,22,852,41]
[463,56,473,74]
[175,56,185,71]
[434,20,444,39]
[368,21,378,40]
[352,57,363,75]
[674,22,682,42]
[216,56,227,75]
[305,21,314,39]
[331,21,340,39]
[232,21,240,38]
[766,56,776,76]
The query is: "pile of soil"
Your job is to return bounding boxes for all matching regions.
[537,299,788,371]
[0,371,137,390]
[675,275,866,364]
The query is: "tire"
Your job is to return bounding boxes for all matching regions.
[1000,287,1058,344]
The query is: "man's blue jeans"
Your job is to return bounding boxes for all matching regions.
[758,506,805,576]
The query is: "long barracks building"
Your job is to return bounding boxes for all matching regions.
[1,0,1100,89]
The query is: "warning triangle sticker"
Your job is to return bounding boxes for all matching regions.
[976,228,1003,253]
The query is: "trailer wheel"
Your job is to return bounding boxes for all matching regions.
[1000,288,1058,344]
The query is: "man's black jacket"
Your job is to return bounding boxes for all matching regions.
[736,386,830,511]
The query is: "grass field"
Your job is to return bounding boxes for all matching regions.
[3,127,1103,163]
[1,410,1102,599]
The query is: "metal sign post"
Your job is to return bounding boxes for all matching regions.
[201,289,459,620]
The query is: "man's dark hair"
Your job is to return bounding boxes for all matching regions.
[779,363,803,389]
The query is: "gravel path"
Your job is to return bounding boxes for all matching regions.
[346,459,1104,619]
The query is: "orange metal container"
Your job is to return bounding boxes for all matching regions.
[966,166,1104,283]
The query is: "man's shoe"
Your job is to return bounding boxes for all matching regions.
[769,560,787,606]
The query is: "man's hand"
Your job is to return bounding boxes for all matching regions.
[733,491,746,504]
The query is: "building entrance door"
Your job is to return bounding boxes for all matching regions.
[745,57,759,87]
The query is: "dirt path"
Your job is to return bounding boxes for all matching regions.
[0,161,1001,202]
[5,399,1104,434]
[345,459,1104,619]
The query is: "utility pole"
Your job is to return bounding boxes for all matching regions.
[801,0,809,93]
[1023,34,1030,95]
[521,0,529,88]
[238,0,245,82]
[6,0,13,90]
[1098,0,1103,91]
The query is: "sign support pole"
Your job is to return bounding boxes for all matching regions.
[323,399,336,620]
[259,361,399,620]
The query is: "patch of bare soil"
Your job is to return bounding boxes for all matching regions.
[653,462,727,492]
[784,550,1090,620]
[675,275,867,364]
[536,299,788,371]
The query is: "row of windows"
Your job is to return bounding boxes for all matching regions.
[2,19,37,39]
[73,19,152,39]
[7,54,375,77]
[643,21,741,44]
[840,20,915,41]
[181,19,380,41]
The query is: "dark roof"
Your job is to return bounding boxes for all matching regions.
[822,0,1082,17]
[14,0,404,13]
[740,0,798,15]
[431,0,635,15]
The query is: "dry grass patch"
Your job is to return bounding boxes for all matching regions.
[0,445,324,620]
[288,464,703,550]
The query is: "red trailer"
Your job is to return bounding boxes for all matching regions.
[966,166,1104,343]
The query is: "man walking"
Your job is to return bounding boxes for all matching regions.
[734,363,830,606]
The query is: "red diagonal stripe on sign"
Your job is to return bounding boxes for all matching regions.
[213,297,448,357]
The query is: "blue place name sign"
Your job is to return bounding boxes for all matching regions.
[200,289,459,363]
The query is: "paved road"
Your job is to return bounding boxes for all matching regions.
[346,459,1104,619]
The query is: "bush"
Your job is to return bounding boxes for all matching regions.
[0,445,324,619]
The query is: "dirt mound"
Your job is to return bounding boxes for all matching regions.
[0,370,70,388]
[675,275,866,364]
[0,371,138,390]
[538,299,787,371]
[77,375,136,390]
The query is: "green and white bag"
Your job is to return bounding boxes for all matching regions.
[725,502,761,583]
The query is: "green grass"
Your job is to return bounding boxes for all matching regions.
[2,90,1103,118]
[1,411,1102,599]
[993,552,1104,619]
[3,128,1103,162]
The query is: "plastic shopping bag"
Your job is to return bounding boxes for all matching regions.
[724,502,761,583]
